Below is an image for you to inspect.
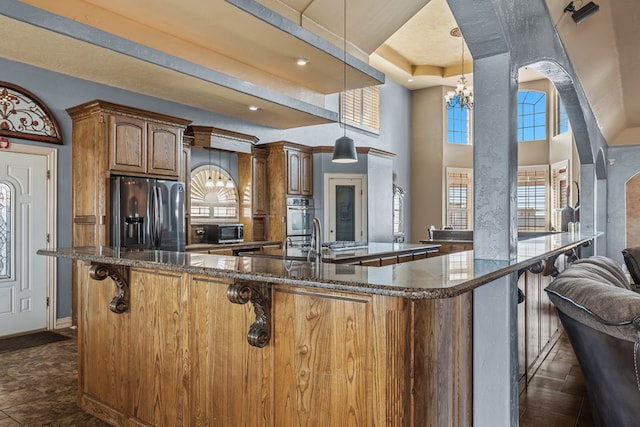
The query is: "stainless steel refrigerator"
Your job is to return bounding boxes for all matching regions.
[110,176,186,251]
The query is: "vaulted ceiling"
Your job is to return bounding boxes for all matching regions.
[2,0,635,145]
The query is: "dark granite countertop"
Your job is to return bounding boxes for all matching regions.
[38,233,598,300]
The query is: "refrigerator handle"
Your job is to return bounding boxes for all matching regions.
[155,186,163,247]
[150,186,161,248]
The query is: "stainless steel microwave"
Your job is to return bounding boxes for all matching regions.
[193,224,244,244]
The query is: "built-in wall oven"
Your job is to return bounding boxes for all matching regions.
[286,197,313,243]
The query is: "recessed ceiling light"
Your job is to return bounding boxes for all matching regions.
[408,78,414,82]
[249,105,259,111]
[296,58,309,66]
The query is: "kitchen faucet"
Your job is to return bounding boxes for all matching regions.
[308,217,322,261]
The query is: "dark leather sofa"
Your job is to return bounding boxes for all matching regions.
[545,256,640,427]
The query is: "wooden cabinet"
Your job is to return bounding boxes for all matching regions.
[107,108,188,178]
[286,147,313,196]
[252,148,268,216]
[66,100,191,324]
[435,242,473,255]
[67,99,191,248]
[76,263,472,426]
[238,146,268,241]
[180,136,193,244]
[262,141,313,242]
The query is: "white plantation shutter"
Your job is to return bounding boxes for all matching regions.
[341,86,379,132]
[517,166,548,231]
[446,168,473,230]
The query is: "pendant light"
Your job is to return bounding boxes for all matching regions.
[444,27,473,110]
[332,0,358,163]
[205,148,214,188]
[215,150,224,188]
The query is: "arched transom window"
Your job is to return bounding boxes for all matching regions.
[190,165,239,222]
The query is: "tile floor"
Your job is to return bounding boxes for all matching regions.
[0,328,591,426]
[0,328,108,426]
[519,334,593,427]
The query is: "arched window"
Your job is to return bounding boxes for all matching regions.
[190,165,239,222]
[518,90,547,142]
[0,182,11,278]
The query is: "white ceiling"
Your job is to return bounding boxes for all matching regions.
[3,0,635,143]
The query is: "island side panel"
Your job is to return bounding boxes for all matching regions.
[128,268,189,427]
[271,286,410,426]
[77,260,129,426]
[411,292,473,427]
[189,275,271,426]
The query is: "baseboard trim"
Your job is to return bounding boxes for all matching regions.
[54,317,73,329]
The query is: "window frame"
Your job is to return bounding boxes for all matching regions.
[555,94,569,136]
[0,181,12,279]
[340,85,380,134]
[446,167,473,230]
[190,165,240,223]
[550,160,569,231]
[517,90,547,142]
[446,99,472,145]
[517,165,549,231]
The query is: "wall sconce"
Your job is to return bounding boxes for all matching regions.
[564,1,599,24]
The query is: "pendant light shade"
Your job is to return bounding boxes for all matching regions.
[332,135,358,163]
[331,0,358,164]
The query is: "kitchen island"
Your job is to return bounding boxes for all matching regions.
[38,233,595,426]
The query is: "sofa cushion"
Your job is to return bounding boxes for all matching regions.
[571,256,630,289]
[546,273,640,343]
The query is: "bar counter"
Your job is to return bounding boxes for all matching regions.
[39,232,595,300]
[37,232,597,426]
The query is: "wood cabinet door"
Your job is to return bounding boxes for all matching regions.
[252,153,268,216]
[190,276,269,426]
[300,150,313,196]
[128,268,188,426]
[272,287,378,425]
[109,114,146,174]
[286,149,301,195]
[77,261,129,426]
[148,123,180,177]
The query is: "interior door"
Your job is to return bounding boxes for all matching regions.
[327,177,364,242]
[0,151,48,336]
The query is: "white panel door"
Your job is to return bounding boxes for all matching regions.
[327,177,365,243]
[0,151,48,336]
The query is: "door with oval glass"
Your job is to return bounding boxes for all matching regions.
[325,174,367,243]
[0,150,48,336]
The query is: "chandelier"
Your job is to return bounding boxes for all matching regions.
[444,28,473,110]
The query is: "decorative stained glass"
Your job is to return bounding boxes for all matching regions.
[0,183,11,279]
[0,82,62,144]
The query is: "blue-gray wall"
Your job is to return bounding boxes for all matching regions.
[2,57,411,320]
[606,145,640,262]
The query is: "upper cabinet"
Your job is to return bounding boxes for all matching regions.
[107,106,191,178]
[66,100,192,248]
[262,141,313,242]
[252,149,268,217]
[286,147,313,196]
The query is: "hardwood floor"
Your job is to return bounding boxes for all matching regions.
[519,333,594,427]
[0,328,591,426]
